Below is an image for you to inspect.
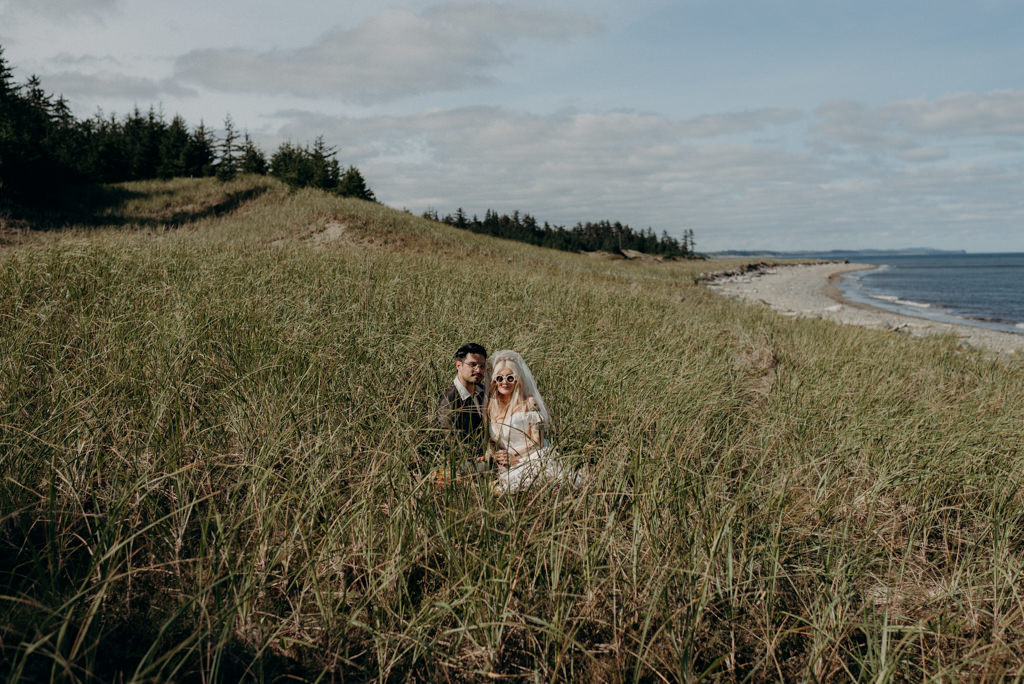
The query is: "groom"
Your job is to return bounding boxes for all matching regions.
[435,342,490,475]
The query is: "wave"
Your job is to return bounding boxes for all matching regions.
[869,294,931,309]
[1017,323,1024,331]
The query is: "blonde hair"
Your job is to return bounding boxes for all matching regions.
[485,358,536,422]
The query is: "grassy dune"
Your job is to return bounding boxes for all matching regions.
[2,176,1024,681]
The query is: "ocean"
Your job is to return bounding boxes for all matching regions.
[835,253,1024,335]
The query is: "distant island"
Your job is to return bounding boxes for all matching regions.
[708,248,968,258]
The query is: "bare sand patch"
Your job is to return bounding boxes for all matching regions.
[583,249,669,262]
[271,220,365,247]
[620,249,668,262]
[305,220,350,245]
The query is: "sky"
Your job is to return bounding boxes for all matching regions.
[2,0,1024,252]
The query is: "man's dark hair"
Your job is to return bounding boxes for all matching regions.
[455,343,487,360]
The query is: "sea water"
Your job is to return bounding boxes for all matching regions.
[836,253,1024,335]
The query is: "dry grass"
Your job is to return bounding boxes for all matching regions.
[2,176,1023,681]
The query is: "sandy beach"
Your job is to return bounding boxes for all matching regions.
[706,262,1024,355]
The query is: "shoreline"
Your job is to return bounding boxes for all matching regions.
[705,262,1024,355]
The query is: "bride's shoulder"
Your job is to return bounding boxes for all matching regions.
[525,396,539,410]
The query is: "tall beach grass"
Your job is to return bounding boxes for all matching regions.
[2,176,1024,680]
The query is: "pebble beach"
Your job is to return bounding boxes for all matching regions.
[706,262,1024,355]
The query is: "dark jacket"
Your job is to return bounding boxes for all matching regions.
[436,381,484,434]
[435,381,489,473]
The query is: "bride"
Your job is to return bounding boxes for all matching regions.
[485,350,572,493]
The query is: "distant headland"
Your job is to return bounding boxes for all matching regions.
[708,248,968,258]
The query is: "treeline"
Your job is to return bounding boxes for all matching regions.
[0,46,374,205]
[423,207,696,258]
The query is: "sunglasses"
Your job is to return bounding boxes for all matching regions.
[493,374,516,384]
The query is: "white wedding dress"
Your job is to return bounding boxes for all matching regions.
[491,409,566,493]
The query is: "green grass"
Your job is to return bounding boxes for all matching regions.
[2,176,1024,681]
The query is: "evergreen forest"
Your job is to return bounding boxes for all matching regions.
[423,208,696,258]
[0,46,375,209]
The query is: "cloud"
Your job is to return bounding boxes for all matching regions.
[265,106,824,234]
[269,106,806,180]
[421,1,600,40]
[48,52,121,68]
[891,90,1024,137]
[814,90,1024,157]
[678,108,802,137]
[39,71,196,100]
[896,147,948,162]
[259,102,1024,251]
[1,0,116,19]
[174,2,599,102]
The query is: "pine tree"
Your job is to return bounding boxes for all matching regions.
[269,141,308,187]
[24,75,50,112]
[310,136,340,190]
[216,114,239,181]
[239,133,267,175]
[0,47,19,196]
[336,165,376,201]
[21,75,51,145]
[185,121,216,177]
[0,46,18,101]
[46,95,85,181]
[137,107,164,180]
[157,115,190,179]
